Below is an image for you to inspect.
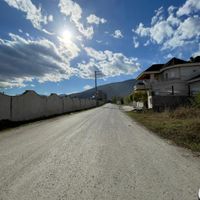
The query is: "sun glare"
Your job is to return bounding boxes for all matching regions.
[61,30,72,43]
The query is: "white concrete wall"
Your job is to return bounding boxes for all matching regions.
[92,100,96,107]
[63,96,74,113]
[46,94,63,117]
[72,98,81,111]
[0,93,11,120]
[80,99,86,109]
[12,91,46,121]
[85,99,90,109]
[0,91,98,122]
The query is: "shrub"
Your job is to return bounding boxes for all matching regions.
[133,92,147,102]
[193,93,200,108]
[169,107,200,119]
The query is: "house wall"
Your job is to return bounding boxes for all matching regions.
[161,68,180,80]
[180,66,200,80]
[158,65,200,81]
[152,80,188,96]
[0,91,98,122]
[153,64,200,96]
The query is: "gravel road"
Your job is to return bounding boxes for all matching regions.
[0,104,199,200]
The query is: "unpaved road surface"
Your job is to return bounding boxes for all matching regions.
[0,104,200,200]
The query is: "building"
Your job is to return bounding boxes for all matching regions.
[134,56,200,110]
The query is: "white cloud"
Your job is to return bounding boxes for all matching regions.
[164,53,173,59]
[193,51,200,58]
[177,0,200,16]
[166,12,180,26]
[112,30,124,39]
[59,0,82,23]
[133,0,200,50]
[144,40,150,46]
[151,7,164,25]
[134,23,150,37]
[162,15,200,50]
[150,21,174,44]
[3,0,48,30]
[176,16,200,40]
[42,29,55,35]
[133,36,139,48]
[134,21,173,45]
[84,47,107,60]
[77,47,140,78]
[18,29,23,33]
[192,43,200,57]
[48,15,54,22]
[0,33,80,88]
[87,14,107,25]
[83,85,93,90]
[168,6,176,15]
[59,0,96,39]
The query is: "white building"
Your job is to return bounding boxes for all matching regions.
[134,57,200,109]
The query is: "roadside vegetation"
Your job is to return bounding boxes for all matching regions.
[122,92,147,105]
[127,93,200,152]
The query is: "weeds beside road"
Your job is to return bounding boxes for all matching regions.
[127,107,200,152]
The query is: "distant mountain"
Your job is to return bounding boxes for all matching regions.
[70,79,136,100]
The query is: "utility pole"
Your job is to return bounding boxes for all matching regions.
[95,71,98,107]
[94,70,102,107]
[95,71,97,95]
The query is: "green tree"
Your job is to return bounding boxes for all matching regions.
[133,92,147,102]
[112,96,117,104]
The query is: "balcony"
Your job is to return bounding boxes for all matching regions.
[134,81,151,91]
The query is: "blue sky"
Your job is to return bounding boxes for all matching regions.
[0,0,200,95]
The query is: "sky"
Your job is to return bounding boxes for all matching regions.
[0,0,200,95]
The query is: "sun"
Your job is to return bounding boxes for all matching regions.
[61,30,72,43]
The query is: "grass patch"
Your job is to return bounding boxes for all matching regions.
[127,107,200,152]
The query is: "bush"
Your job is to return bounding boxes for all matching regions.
[123,94,134,105]
[133,92,147,102]
[193,93,200,108]
[169,107,200,119]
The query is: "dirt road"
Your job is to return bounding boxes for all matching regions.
[0,104,199,200]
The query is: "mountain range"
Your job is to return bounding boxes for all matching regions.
[69,79,136,100]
